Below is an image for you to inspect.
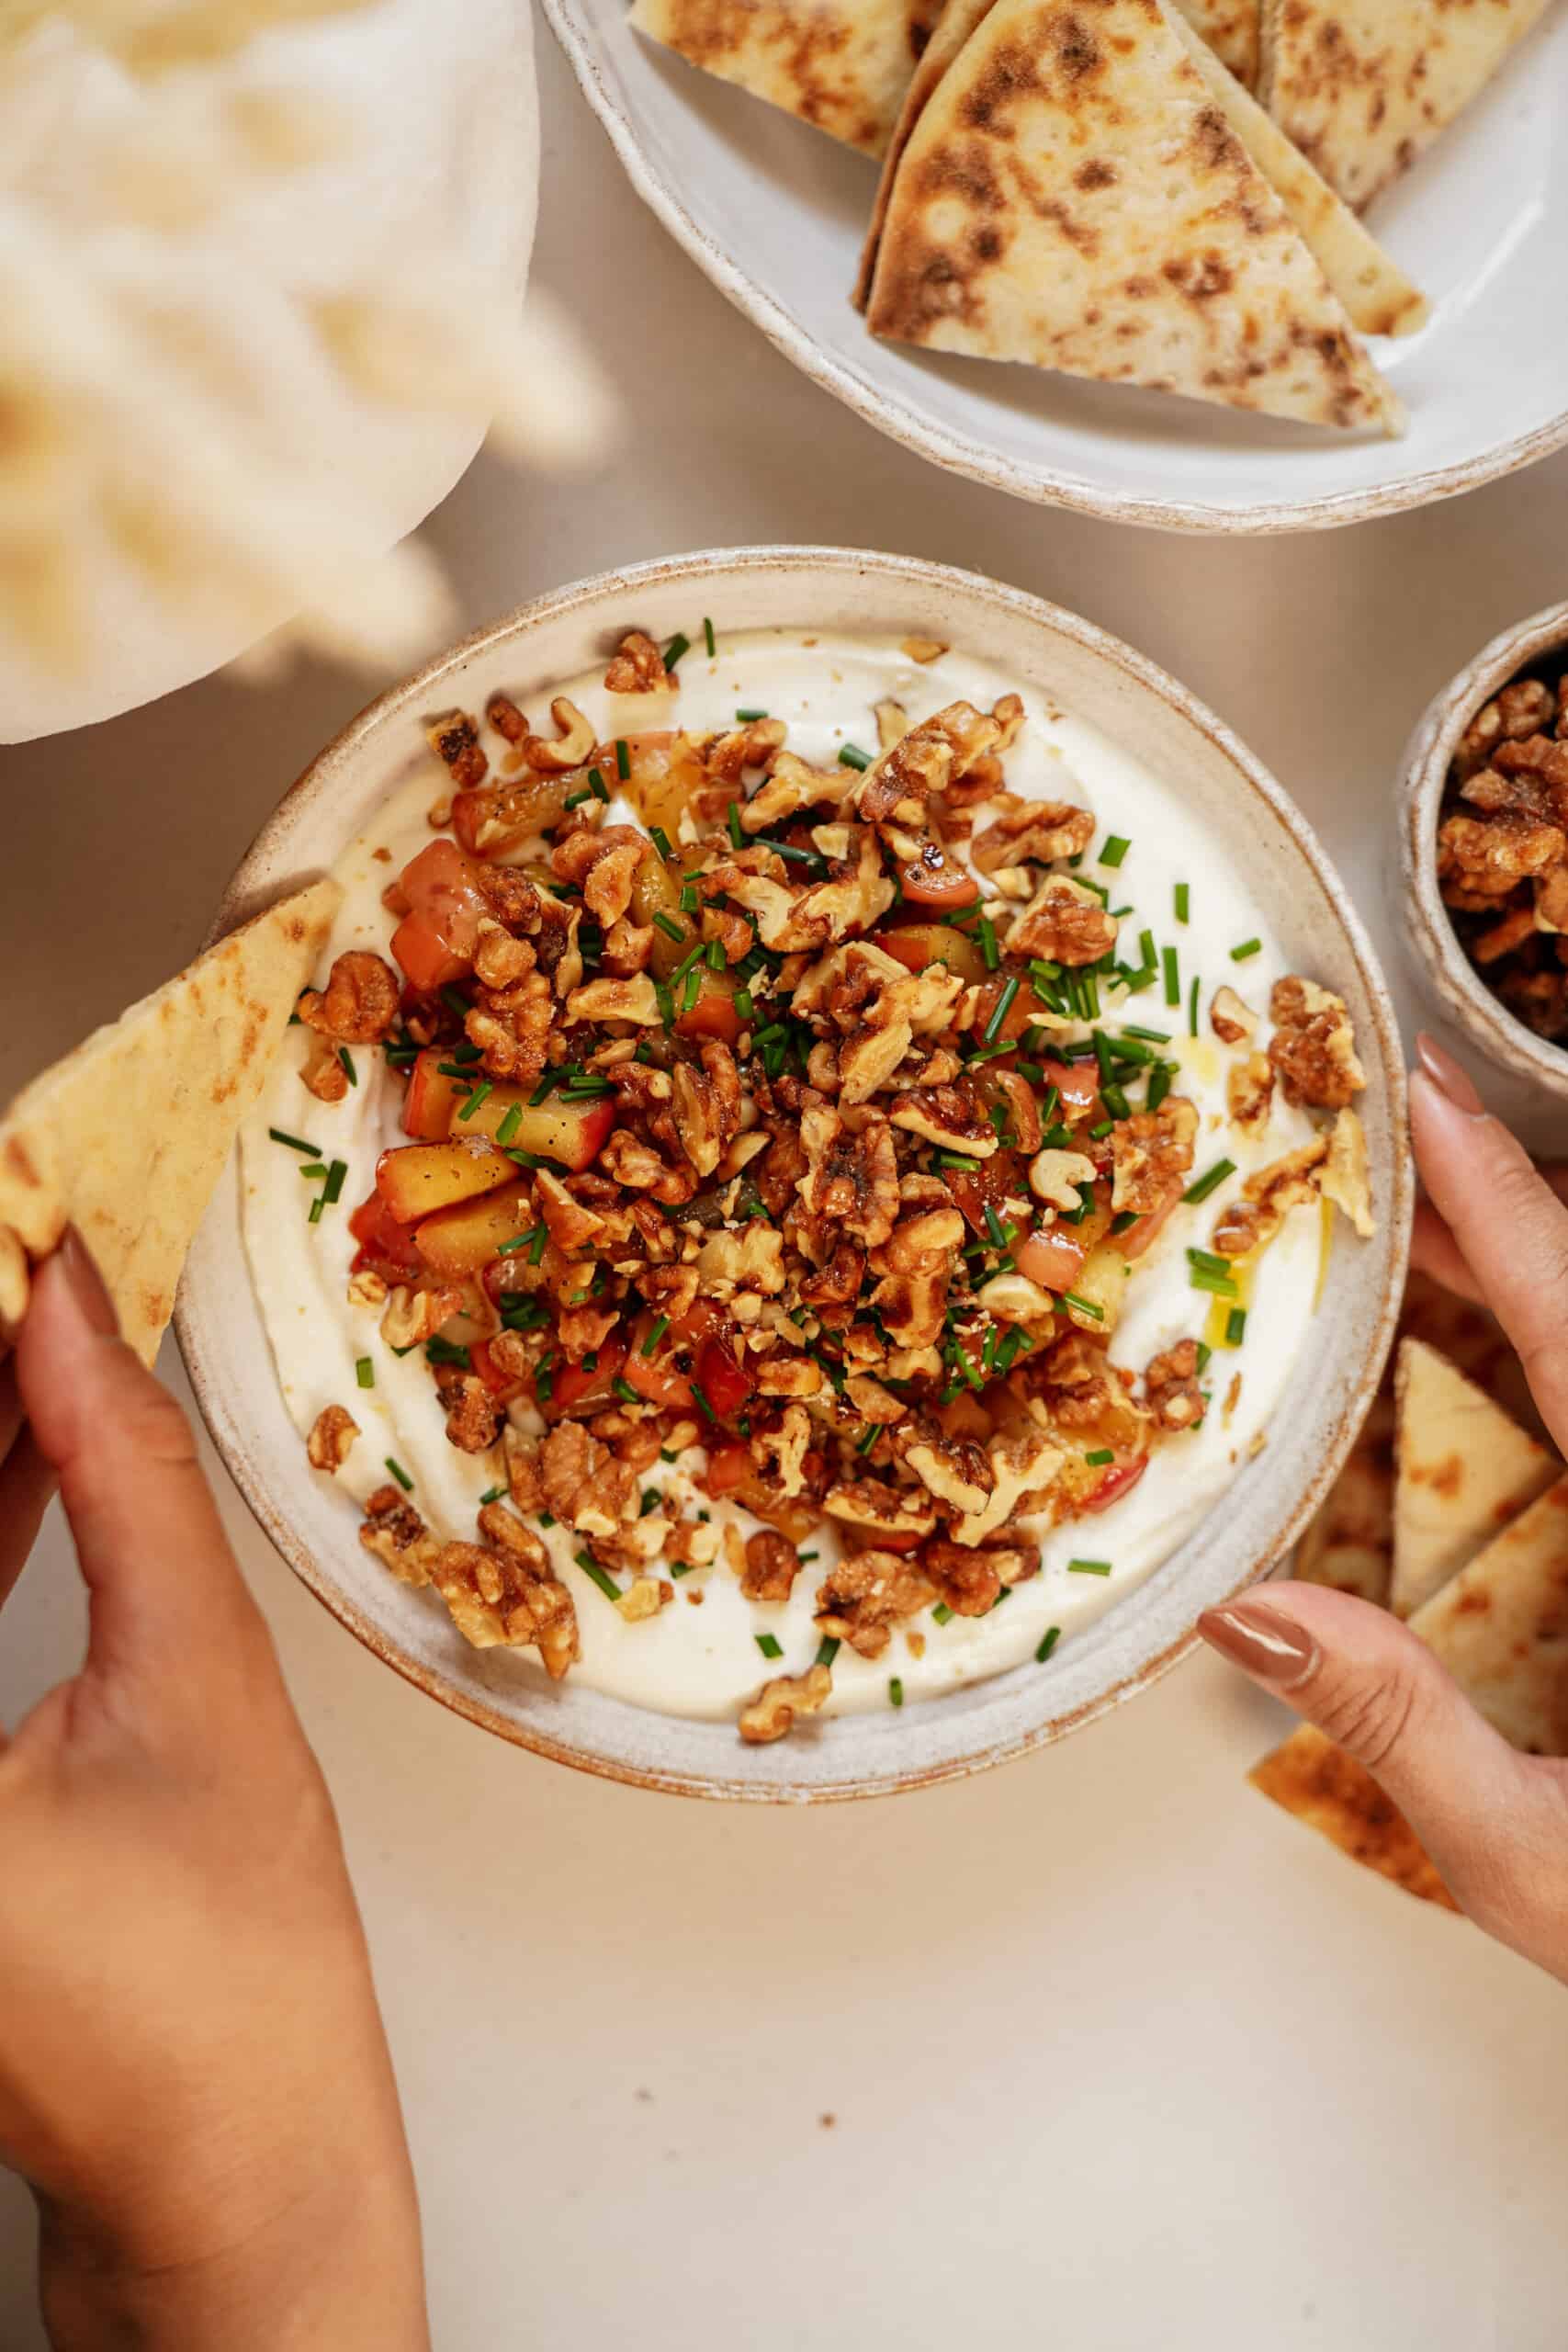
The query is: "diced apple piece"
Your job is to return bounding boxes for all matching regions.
[875,922,988,985]
[1067,1239,1129,1332]
[674,967,740,1045]
[628,852,695,978]
[1013,1226,1088,1295]
[401,1049,464,1141]
[376,1140,516,1225]
[414,1182,533,1276]
[505,1093,616,1171]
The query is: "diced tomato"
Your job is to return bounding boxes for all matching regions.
[1013,1225,1089,1295]
[703,1440,751,1496]
[694,1334,755,1421]
[967,974,1034,1046]
[898,842,979,911]
[622,1318,694,1412]
[389,841,491,991]
[948,1148,1023,1238]
[542,1333,629,1419]
[674,967,741,1046]
[1037,1059,1101,1121]
[1080,1456,1148,1514]
[348,1189,424,1284]
[1120,1195,1179,1262]
[401,1048,463,1141]
[390,914,468,995]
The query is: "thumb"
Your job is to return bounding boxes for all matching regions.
[15,1231,268,1679]
[1201,1583,1555,1936]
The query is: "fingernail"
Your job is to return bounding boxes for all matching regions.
[1414,1032,1484,1116]
[1199,1601,1319,1690]
[57,1227,119,1339]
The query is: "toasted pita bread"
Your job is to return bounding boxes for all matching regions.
[1255,1476,1568,1907]
[1294,1399,1394,1602]
[1161,8,1427,337]
[1391,1337,1557,1619]
[0,879,340,1365]
[1175,0,1261,81]
[855,0,995,308]
[1249,1728,1460,1909]
[1260,0,1556,212]
[627,0,937,155]
[862,0,1403,435]
[1399,1268,1545,1440]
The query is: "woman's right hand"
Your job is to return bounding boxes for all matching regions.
[1201,1035,1568,1985]
[0,1234,430,2350]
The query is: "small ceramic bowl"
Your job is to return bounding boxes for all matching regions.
[1399,600,1568,1107]
[176,546,1412,1802]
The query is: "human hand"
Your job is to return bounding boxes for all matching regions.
[1200,1035,1568,1984]
[0,1233,430,2350]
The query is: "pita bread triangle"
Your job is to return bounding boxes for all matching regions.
[1252,1474,1568,1908]
[1260,0,1557,213]
[1391,1336,1557,1620]
[857,0,1426,339]
[861,0,1404,434]
[0,877,340,1366]
[627,0,938,155]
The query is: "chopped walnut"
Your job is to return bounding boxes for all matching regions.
[1227,1053,1273,1136]
[1438,809,1565,900]
[739,751,852,834]
[971,797,1095,872]
[346,1268,388,1309]
[741,1528,801,1602]
[468,968,554,1083]
[751,1404,812,1498]
[797,1105,900,1249]
[1266,978,1366,1110]
[854,698,1021,826]
[953,1425,1065,1545]
[1145,1340,1205,1431]
[1006,876,1118,967]
[298,951,400,1044]
[1212,1137,1329,1257]
[814,1551,935,1659]
[1109,1099,1197,1217]
[472,920,536,990]
[604,629,673,694]
[739,1662,832,1745]
[438,1370,501,1455]
[1321,1108,1375,1238]
[921,1536,1033,1617]
[551,823,649,927]
[359,1485,441,1589]
[522,697,594,773]
[1029,1147,1098,1209]
[307,1404,358,1472]
[301,1034,349,1103]
[671,1040,742,1179]
[433,1507,579,1675]
[1210,987,1257,1046]
[426,711,487,789]
[823,1476,937,1541]
[380,1283,464,1351]
[904,1432,992,1517]
[888,1082,998,1159]
[540,1420,635,1535]
[564,974,662,1027]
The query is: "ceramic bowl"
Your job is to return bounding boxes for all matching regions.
[544,0,1568,534]
[1399,600,1568,1109]
[176,547,1412,1801]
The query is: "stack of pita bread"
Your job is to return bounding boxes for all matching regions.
[633,0,1551,432]
[1255,1272,1568,1909]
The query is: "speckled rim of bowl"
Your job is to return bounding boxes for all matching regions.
[539,0,1568,539]
[1400,599,1568,1101]
[176,545,1413,1802]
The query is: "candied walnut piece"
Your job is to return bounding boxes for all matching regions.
[1266,978,1366,1111]
[921,1536,1034,1616]
[307,1404,358,1473]
[380,1283,464,1351]
[487,693,528,745]
[1006,876,1118,967]
[551,822,649,927]
[751,1403,813,1498]
[739,750,852,834]
[797,1105,900,1249]
[540,1419,636,1535]
[359,1485,440,1589]
[1145,1340,1206,1431]
[888,1081,998,1159]
[1321,1109,1375,1239]
[473,920,536,990]
[468,968,554,1084]
[671,1040,742,1179]
[604,629,673,694]
[522,697,594,773]
[868,1206,964,1351]
[298,951,400,1044]
[971,797,1095,872]
[903,1429,992,1517]
[814,1551,936,1660]
[1438,810,1564,902]
[1210,987,1257,1046]
[427,711,487,789]
[1472,906,1536,965]
[301,1034,349,1104]
[438,1369,502,1456]
[1498,678,1555,740]
[739,1662,832,1746]
[1213,1137,1329,1257]
[741,1528,802,1603]
[432,1506,580,1675]
[1109,1099,1197,1217]
[1227,1052,1273,1136]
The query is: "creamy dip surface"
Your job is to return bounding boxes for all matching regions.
[243,629,1327,1723]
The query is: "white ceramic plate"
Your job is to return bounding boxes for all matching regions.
[544,0,1568,533]
[176,548,1411,1800]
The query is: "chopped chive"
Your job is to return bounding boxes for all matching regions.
[564,786,592,810]
[1146,1062,1173,1114]
[529,1225,548,1265]
[479,1484,507,1505]
[576,1552,621,1602]
[654,979,676,1028]
[299,1161,328,1181]
[494,1102,523,1148]
[338,1046,357,1086]
[735,988,754,1020]
[1189,976,1200,1037]
[355,1356,374,1389]
[642,1314,671,1356]
[755,1633,784,1659]
[727,801,744,850]
[983,1203,1008,1249]
[936,1152,982,1172]
[856,1423,878,1455]
[539,1511,556,1528]
[691,1380,717,1425]
[1122,1024,1170,1044]
[1162,945,1180,1007]
[1183,1158,1236,1204]
[384,1456,412,1491]
[1231,938,1262,963]
[615,738,631,780]
[612,1376,639,1404]
[1187,1261,1239,1301]
[889,1676,905,1708]
[269,1127,321,1155]
[682,967,701,1014]
[1187,1246,1234,1276]
[1100,835,1130,868]
[705,940,724,970]
[703,616,716,658]
[1196,1341,1213,1374]
[1138,929,1156,975]
[588,767,610,803]
[979,915,999,972]
[1067,1558,1112,1577]
[424,1336,471,1369]
[1110,1210,1139,1236]
[816,1635,840,1668]
[641,1488,660,1515]
[322,1159,347,1205]
[1061,1291,1104,1322]
[457,1080,493,1123]
[984,973,1020,1045]
[837,743,871,771]
[1084,1447,1114,1466]
[1089,1119,1114,1141]
[652,911,685,943]
[931,1602,954,1625]
[1174,882,1190,925]
[664,631,690,670]
[1225,1306,1247,1346]
[649,824,673,859]
[307,1197,324,1225]
[439,985,470,1023]
[1035,1626,1061,1663]
[736,705,768,721]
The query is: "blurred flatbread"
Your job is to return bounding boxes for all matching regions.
[0,879,339,1365]
[627,0,938,154]
[1294,1405,1394,1603]
[1391,1337,1557,1619]
[1255,1476,1568,1908]
[861,0,1403,435]
[1176,0,1261,80]
[1260,0,1557,211]
[1249,1728,1459,1910]
[856,0,1424,337]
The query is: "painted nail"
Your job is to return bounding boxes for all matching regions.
[1198,1601,1319,1690]
[57,1227,120,1339]
[1414,1032,1484,1117]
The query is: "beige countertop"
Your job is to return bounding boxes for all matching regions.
[3,35,1567,2350]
